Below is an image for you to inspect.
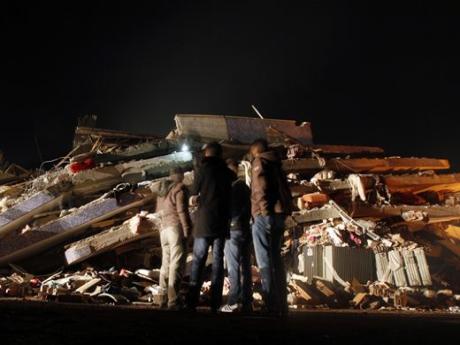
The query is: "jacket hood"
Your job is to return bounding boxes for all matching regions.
[157,179,176,197]
[201,156,227,168]
[202,156,223,163]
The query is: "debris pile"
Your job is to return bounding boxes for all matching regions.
[0,114,459,312]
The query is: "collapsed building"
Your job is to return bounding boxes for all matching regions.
[0,114,459,312]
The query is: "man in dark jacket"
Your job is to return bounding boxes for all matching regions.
[156,167,192,310]
[250,138,292,315]
[220,158,252,313]
[186,142,233,312]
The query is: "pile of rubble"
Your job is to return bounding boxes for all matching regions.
[0,113,460,312]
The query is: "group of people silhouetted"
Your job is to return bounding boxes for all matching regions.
[155,139,292,315]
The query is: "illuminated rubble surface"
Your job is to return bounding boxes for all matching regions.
[1,115,460,313]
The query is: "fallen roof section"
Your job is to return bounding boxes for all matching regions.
[64,214,158,266]
[175,114,313,145]
[0,189,71,239]
[0,190,154,266]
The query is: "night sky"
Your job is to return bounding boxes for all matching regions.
[2,1,460,169]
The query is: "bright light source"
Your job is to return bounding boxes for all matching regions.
[181,144,189,152]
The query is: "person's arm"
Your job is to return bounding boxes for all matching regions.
[252,158,270,215]
[176,188,192,237]
[190,166,203,196]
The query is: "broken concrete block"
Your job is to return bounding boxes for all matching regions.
[175,114,313,145]
[0,190,70,239]
[0,190,154,266]
[119,151,193,183]
[64,214,159,265]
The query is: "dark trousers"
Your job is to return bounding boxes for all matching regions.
[187,236,225,310]
[252,214,287,314]
[224,230,253,306]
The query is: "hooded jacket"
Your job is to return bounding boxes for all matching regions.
[251,150,293,217]
[191,156,233,238]
[155,180,192,237]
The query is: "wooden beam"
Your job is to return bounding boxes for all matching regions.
[283,157,450,174]
[384,173,460,194]
[326,157,450,173]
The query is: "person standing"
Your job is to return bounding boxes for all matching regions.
[250,138,293,315]
[156,167,192,310]
[220,158,253,313]
[186,142,233,312]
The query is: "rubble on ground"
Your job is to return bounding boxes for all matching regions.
[0,113,460,312]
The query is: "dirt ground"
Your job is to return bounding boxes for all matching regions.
[1,299,459,345]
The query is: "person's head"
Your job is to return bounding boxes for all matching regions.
[203,141,223,158]
[226,158,239,174]
[169,167,184,183]
[250,138,269,158]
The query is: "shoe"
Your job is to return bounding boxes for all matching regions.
[220,304,239,313]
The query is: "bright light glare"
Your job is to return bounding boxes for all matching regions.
[181,144,189,152]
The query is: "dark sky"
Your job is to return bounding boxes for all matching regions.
[2,1,460,169]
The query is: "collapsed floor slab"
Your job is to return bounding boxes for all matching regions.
[0,191,154,266]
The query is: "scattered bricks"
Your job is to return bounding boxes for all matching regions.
[290,279,322,305]
[314,279,336,299]
[369,282,393,298]
[437,289,454,298]
[423,289,436,299]
[394,290,409,308]
[352,293,369,307]
[298,193,330,210]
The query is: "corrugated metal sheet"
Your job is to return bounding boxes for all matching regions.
[376,248,432,287]
[414,248,432,286]
[303,246,375,285]
[327,246,376,284]
[303,245,323,283]
[375,252,394,284]
[389,250,408,287]
[402,249,423,286]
